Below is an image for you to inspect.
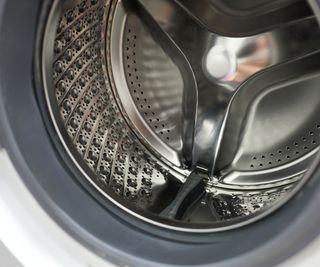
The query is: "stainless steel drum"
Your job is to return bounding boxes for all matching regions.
[42,0,320,231]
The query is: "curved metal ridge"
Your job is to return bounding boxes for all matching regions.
[127,0,320,180]
[175,0,313,37]
[41,0,320,231]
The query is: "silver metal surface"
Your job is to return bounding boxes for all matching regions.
[42,0,320,231]
[131,0,320,179]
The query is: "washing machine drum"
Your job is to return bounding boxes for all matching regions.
[2,0,320,266]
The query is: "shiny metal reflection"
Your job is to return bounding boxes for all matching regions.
[42,0,320,232]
